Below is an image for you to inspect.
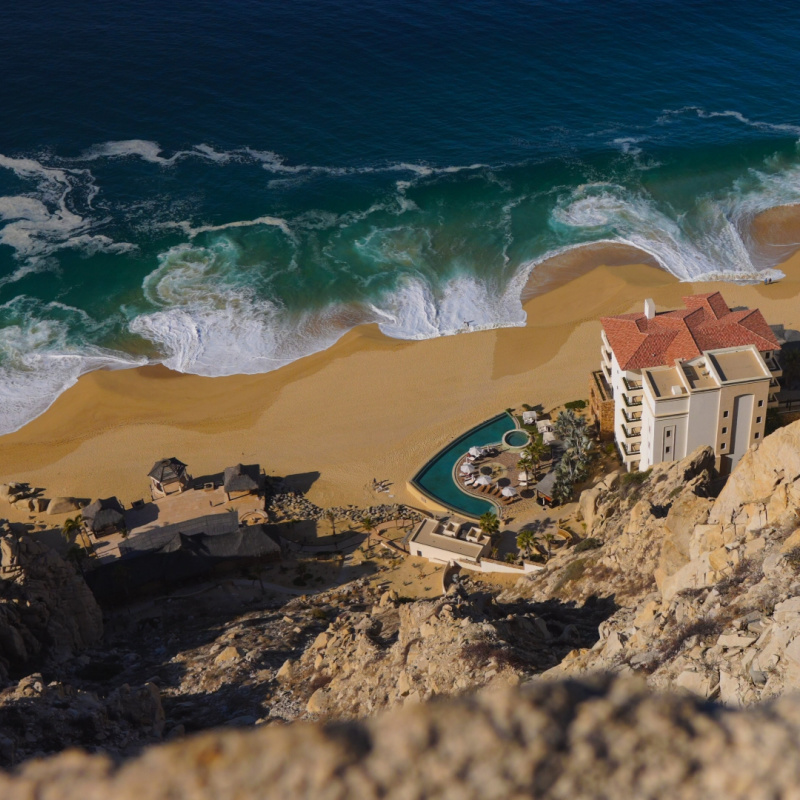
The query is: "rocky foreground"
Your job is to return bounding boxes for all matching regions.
[5,675,800,799]
[6,421,800,792]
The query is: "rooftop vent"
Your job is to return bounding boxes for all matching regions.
[671,385,684,396]
[644,298,656,319]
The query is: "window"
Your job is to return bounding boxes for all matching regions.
[755,432,760,440]
[720,442,727,451]
[756,416,762,424]
[758,399,764,408]
[665,446,671,454]
[722,427,728,434]
[666,430,672,438]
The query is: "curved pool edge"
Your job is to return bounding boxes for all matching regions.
[409,411,517,519]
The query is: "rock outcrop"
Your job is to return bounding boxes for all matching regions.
[0,674,164,767]
[0,531,102,683]
[7,676,800,799]
[508,420,800,707]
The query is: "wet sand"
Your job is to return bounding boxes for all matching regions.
[3,222,800,514]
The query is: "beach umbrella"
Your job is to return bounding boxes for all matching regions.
[501,486,518,498]
[460,463,477,475]
[469,446,483,458]
[475,475,492,486]
[517,471,530,483]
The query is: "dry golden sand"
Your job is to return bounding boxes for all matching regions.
[3,229,800,513]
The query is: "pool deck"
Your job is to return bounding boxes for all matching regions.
[454,449,557,518]
[410,410,560,520]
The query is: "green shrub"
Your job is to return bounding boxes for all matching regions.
[565,399,587,410]
[574,537,602,552]
[621,468,652,486]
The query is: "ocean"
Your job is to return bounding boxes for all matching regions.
[2,0,800,434]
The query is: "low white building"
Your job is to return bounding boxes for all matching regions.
[408,517,489,566]
[593,292,781,472]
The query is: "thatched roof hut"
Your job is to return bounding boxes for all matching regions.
[223,464,261,499]
[148,458,188,484]
[148,457,191,497]
[83,497,125,534]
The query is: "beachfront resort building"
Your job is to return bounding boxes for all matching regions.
[589,292,782,473]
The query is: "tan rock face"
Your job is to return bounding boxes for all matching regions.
[0,533,102,683]
[9,677,800,799]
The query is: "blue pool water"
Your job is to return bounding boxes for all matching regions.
[411,413,516,518]
[504,430,531,448]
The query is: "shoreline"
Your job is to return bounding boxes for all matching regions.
[4,214,800,515]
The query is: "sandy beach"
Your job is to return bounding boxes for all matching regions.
[3,219,800,515]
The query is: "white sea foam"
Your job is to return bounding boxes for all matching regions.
[658,107,800,137]
[0,300,145,435]
[371,270,528,340]
[168,215,293,239]
[549,181,787,283]
[0,153,135,263]
[80,140,234,165]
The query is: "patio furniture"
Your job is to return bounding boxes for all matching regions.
[522,411,538,424]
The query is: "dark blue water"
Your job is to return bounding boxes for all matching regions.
[3,0,800,433]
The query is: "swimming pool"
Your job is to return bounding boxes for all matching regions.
[503,429,531,449]
[410,412,517,518]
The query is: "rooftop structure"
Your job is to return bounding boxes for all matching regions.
[82,497,125,535]
[148,458,192,499]
[223,463,261,500]
[600,292,779,371]
[409,517,490,564]
[591,293,782,472]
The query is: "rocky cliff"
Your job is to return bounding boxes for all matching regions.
[0,527,102,682]
[508,420,800,706]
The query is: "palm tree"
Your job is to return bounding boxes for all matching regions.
[324,509,337,538]
[360,515,377,549]
[516,528,536,559]
[537,531,558,562]
[479,511,500,539]
[62,514,94,553]
[523,436,548,479]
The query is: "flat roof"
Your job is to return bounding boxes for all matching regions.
[410,518,486,559]
[709,348,768,383]
[645,366,686,399]
[679,360,717,391]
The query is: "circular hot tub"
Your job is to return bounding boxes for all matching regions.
[503,429,531,450]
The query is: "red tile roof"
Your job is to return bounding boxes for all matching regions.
[601,292,780,371]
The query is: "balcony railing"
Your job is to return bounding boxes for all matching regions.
[622,408,642,423]
[622,393,643,408]
[623,376,643,391]
[621,424,642,439]
[621,441,641,456]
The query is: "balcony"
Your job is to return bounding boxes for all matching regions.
[622,393,643,408]
[621,441,641,457]
[602,362,612,383]
[768,393,779,408]
[765,356,782,376]
[622,408,642,423]
[621,424,642,440]
[623,376,643,391]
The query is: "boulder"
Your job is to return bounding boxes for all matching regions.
[46,497,83,516]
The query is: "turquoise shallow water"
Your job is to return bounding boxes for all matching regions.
[412,413,516,518]
[3,0,800,433]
